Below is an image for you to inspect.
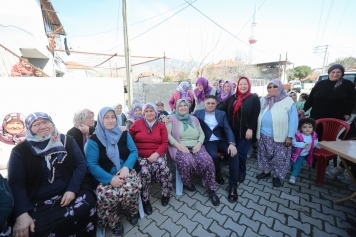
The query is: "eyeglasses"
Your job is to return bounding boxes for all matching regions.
[86,115,94,120]
[267,86,278,89]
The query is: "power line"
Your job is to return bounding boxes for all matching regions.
[330,0,349,45]
[314,0,325,47]
[318,0,334,45]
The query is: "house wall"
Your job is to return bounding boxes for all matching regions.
[0,77,124,133]
[0,0,65,76]
[64,69,99,78]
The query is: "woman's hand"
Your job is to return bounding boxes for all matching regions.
[285,137,292,147]
[110,176,124,188]
[175,142,190,153]
[13,212,35,237]
[163,117,171,125]
[120,126,127,131]
[245,129,253,140]
[298,110,304,115]
[117,166,130,180]
[147,152,160,163]
[192,142,202,154]
[78,124,90,134]
[344,115,351,121]
[61,191,76,207]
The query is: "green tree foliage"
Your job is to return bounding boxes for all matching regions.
[328,57,356,71]
[293,66,312,79]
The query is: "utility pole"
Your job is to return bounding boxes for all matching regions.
[123,0,133,108]
[314,45,328,73]
[284,52,288,83]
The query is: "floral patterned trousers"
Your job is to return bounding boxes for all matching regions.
[138,155,173,203]
[95,170,141,229]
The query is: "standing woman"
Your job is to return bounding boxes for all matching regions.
[114,103,127,126]
[212,81,219,91]
[129,103,173,215]
[193,77,217,112]
[220,77,260,183]
[216,80,235,109]
[85,107,141,235]
[256,79,298,187]
[168,81,194,111]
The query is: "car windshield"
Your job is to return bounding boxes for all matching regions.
[319,74,356,83]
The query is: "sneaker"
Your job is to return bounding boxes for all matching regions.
[113,223,124,236]
[289,176,296,184]
[349,183,356,191]
[326,167,344,178]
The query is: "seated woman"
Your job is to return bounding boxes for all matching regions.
[0,174,13,237]
[10,57,33,77]
[114,103,127,126]
[85,107,141,236]
[0,113,26,178]
[8,112,96,237]
[167,99,220,206]
[129,103,173,215]
[67,109,96,155]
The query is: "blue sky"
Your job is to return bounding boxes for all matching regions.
[52,0,356,69]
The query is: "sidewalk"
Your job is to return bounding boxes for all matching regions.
[104,157,356,237]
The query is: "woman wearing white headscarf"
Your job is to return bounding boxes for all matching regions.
[114,103,127,126]
[168,81,194,111]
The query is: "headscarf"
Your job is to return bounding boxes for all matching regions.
[73,109,94,128]
[113,103,123,127]
[194,77,213,104]
[0,112,26,145]
[233,77,253,118]
[262,79,287,110]
[131,97,141,106]
[128,98,142,118]
[176,81,190,98]
[25,112,67,183]
[94,107,122,171]
[218,79,224,92]
[175,99,195,131]
[131,104,143,120]
[328,64,345,90]
[142,103,159,134]
[287,90,297,102]
[220,80,235,103]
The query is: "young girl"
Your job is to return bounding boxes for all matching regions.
[289,117,320,184]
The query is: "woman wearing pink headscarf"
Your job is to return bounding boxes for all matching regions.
[168,81,194,111]
[256,79,298,188]
[193,77,217,112]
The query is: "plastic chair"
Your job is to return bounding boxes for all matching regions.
[313,118,350,186]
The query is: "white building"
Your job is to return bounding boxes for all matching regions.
[0,0,67,77]
[64,62,99,78]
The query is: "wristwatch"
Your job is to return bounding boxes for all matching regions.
[229,142,236,146]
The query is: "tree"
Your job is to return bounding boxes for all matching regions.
[328,57,356,71]
[293,66,312,79]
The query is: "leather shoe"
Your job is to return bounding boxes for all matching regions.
[161,196,170,206]
[238,174,246,183]
[142,201,152,215]
[184,184,196,192]
[273,177,281,188]
[228,186,238,203]
[128,213,139,226]
[207,190,220,206]
[216,172,224,185]
[256,171,271,180]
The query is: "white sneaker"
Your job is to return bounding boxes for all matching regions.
[326,167,344,178]
[289,176,296,184]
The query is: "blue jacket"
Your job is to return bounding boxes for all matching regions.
[193,109,236,144]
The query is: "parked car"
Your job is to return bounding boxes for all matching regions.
[317,72,356,88]
[289,80,301,93]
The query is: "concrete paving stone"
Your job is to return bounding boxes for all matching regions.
[167,195,184,211]
[240,182,256,194]
[287,216,311,235]
[223,217,247,236]
[251,210,274,228]
[335,216,355,229]
[311,195,333,208]
[243,227,261,237]
[277,204,299,218]
[312,227,338,237]
[246,199,266,215]
[322,183,343,193]
[142,221,167,236]
[194,183,207,196]
[124,226,148,237]
[258,196,278,211]
[311,209,335,225]
[234,203,254,218]
[236,194,249,207]
[258,223,284,237]
[153,200,171,214]
[322,205,346,220]
[298,171,310,179]
[310,185,330,195]
[163,206,183,222]
[146,209,168,226]
[249,167,261,175]
[277,185,293,195]
[192,190,210,204]
[162,232,170,237]
[178,194,197,207]
[291,189,310,202]
[270,194,289,209]
[218,196,238,210]
[328,190,353,200]
[241,190,260,203]
[300,212,322,228]
[301,186,320,198]
[176,203,198,219]
[274,219,297,237]
[252,188,271,200]
[160,217,183,236]
[221,206,241,222]
[289,201,310,215]
[280,191,300,204]
[176,214,199,233]
[238,214,261,232]
[294,180,310,189]
[191,224,216,237]
[209,220,232,237]
[175,228,191,237]
[324,221,348,236]
[192,212,213,227]
[137,215,154,230]
[265,207,286,224]
[332,203,356,216]
[206,208,228,226]
[247,179,264,191]
[190,200,211,215]
[282,181,300,191]
[263,186,281,197]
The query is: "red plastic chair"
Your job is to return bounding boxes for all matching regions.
[313,118,350,186]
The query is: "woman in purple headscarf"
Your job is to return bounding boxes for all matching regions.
[193,77,217,112]
[255,79,298,188]
[216,80,235,108]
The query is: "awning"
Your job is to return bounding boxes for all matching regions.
[20,48,49,59]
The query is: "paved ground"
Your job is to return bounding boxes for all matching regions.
[103,156,356,237]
